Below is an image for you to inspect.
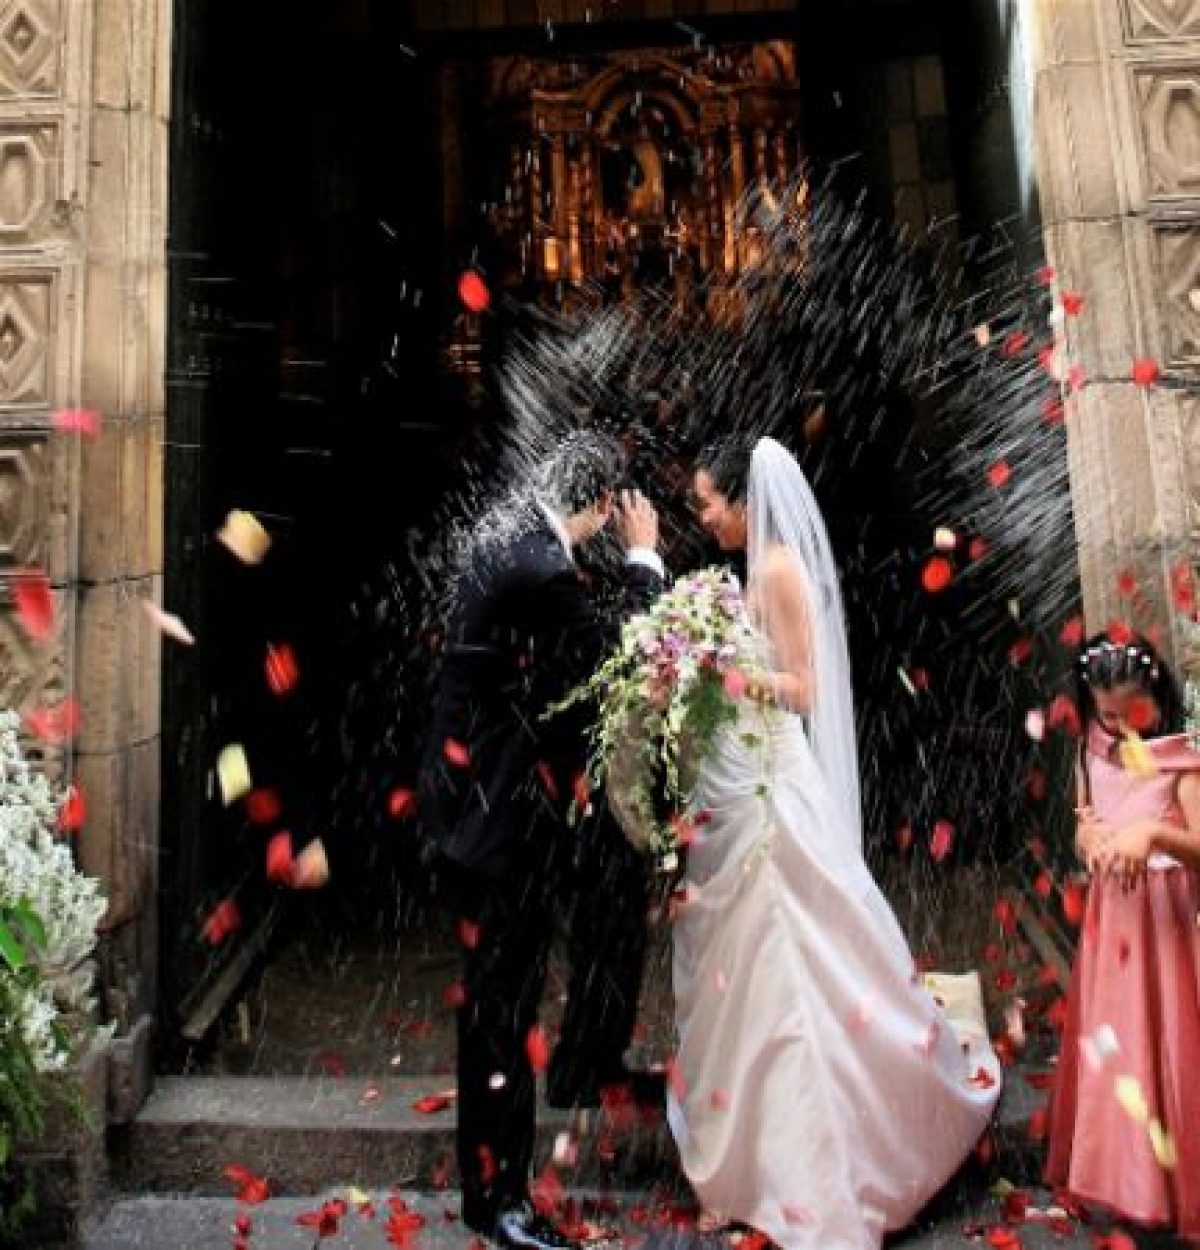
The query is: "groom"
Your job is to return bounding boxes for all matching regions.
[420,432,664,1250]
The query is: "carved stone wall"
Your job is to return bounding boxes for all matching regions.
[0,0,168,1231]
[1032,0,1200,637]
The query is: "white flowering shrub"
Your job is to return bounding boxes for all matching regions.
[0,708,106,1231]
[0,703,105,1093]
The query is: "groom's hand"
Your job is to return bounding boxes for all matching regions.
[618,489,659,551]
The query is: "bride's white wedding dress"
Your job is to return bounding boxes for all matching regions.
[661,440,1000,1250]
[668,695,1000,1249]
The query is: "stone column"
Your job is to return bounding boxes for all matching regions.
[1030,0,1199,639]
[74,0,169,1105]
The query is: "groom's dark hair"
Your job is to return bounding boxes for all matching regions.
[535,430,627,515]
[695,438,755,504]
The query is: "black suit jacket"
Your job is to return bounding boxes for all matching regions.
[420,519,662,881]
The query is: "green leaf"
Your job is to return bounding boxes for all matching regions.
[0,920,26,973]
[11,902,45,952]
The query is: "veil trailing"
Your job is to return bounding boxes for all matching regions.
[748,437,863,852]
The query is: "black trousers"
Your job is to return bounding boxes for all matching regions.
[455,813,648,1230]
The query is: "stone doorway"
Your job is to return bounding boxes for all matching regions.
[156,0,1049,1087]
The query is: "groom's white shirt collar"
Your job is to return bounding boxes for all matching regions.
[535,498,664,579]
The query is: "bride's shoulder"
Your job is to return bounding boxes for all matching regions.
[758,543,805,584]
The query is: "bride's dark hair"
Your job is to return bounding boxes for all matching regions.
[695,438,755,504]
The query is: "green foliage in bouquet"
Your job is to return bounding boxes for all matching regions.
[551,567,766,860]
[0,712,105,1236]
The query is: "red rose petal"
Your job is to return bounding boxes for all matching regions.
[201,897,242,945]
[1061,291,1085,316]
[1107,620,1133,646]
[413,1093,453,1115]
[921,556,953,594]
[1172,567,1197,614]
[388,786,418,820]
[986,460,1012,490]
[1034,870,1054,899]
[525,1024,550,1074]
[458,271,490,314]
[929,820,955,863]
[24,697,82,744]
[264,642,299,695]
[1062,880,1087,927]
[1041,395,1066,426]
[444,983,467,1009]
[1027,1106,1048,1141]
[1126,694,1157,733]
[1046,693,1082,738]
[1001,331,1030,358]
[223,1162,269,1205]
[12,570,53,643]
[245,787,283,825]
[536,761,559,800]
[443,738,471,769]
[1008,637,1033,666]
[58,783,86,834]
[1059,617,1084,647]
[994,897,1018,936]
[1132,356,1160,387]
[52,407,102,436]
[266,831,294,884]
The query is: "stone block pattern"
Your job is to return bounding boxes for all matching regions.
[1032,0,1200,633]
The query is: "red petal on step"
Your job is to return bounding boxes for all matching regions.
[413,1093,452,1114]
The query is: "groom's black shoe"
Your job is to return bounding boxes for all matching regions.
[491,1202,581,1250]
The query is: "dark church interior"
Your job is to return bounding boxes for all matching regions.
[158,0,1051,1075]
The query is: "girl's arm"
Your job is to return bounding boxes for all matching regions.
[752,550,813,714]
[1074,754,1113,872]
[1100,773,1200,878]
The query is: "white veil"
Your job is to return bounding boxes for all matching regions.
[748,437,863,852]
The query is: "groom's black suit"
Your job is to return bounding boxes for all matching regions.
[420,514,663,1232]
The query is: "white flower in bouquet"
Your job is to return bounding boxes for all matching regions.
[553,568,767,863]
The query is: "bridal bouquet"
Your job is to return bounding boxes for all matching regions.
[556,567,765,863]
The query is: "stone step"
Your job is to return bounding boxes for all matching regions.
[85,1186,1115,1250]
[110,1076,677,1196]
[113,1068,1050,1199]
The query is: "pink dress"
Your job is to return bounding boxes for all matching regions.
[1045,727,1200,1238]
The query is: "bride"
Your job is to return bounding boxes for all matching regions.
[668,436,1000,1249]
